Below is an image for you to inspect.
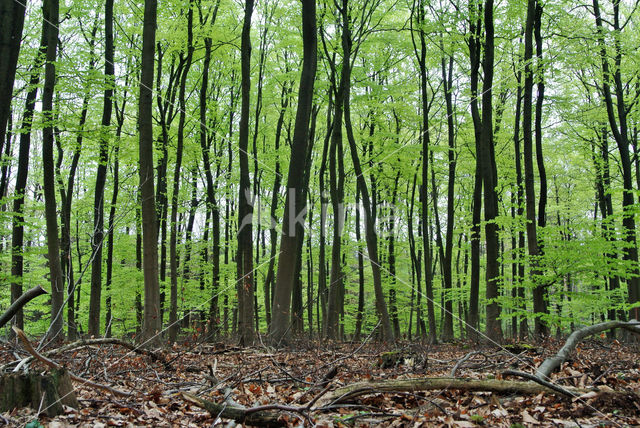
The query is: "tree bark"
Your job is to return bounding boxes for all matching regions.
[523,0,547,338]
[237,0,256,345]
[42,0,64,342]
[10,21,47,332]
[0,0,26,153]
[89,0,115,337]
[592,0,640,321]
[169,2,194,342]
[270,0,317,346]
[138,0,161,344]
[479,0,502,342]
[411,0,437,343]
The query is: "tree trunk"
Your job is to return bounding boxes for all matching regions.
[592,0,640,321]
[412,0,437,343]
[523,0,547,338]
[263,82,290,328]
[169,2,194,342]
[0,369,78,416]
[441,52,456,342]
[479,0,502,343]
[237,0,255,345]
[88,0,114,337]
[138,0,161,344]
[10,22,47,332]
[0,0,26,153]
[270,0,317,345]
[42,0,64,342]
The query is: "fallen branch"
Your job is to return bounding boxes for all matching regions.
[12,327,131,397]
[535,319,640,380]
[317,377,590,407]
[502,369,576,397]
[2,337,170,372]
[0,286,47,329]
[181,380,337,427]
[181,392,286,427]
[450,351,481,377]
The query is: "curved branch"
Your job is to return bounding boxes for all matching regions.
[0,285,47,329]
[535,320,640,380]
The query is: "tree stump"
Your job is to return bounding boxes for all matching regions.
[0,368,78,416]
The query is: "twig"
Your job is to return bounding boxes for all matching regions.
[450,351,481,377]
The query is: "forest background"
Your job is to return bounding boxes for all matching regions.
[1,0,639,347]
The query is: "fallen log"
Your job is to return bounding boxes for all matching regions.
[13,327,131,397]
[317,377,590,406]
[181,392,286,427]
[535,319,640,380]
[0,285,47,329]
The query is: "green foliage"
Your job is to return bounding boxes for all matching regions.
[2,0,640,341]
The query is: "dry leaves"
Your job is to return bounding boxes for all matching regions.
[1,338,639,427]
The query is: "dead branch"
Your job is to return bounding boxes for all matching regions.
[2,337,170,372]
[535,319,640,380]
[450,351,481,377]
[317,377,590,407]
[181,392,287,427]
[0,286,47,329]
[502,369,576,397]
[12,327,131,397]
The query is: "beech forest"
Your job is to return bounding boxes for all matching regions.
[1,0,640,426]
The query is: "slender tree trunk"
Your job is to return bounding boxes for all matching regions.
[317,74,333,335]
[263,82,289,328]
[325,46,346,340]
[88,0,115,337]
[441,52,456,342]
[138,0,161,344]
[412,0,437,343]
[105,145,120,338]
[10,21,47,331]
[387,173,401,339]
[343,45,394,342]
[270,0,317,344]
[478,0,502,342]
[523,0,547,338]
[353,187,366,341]
[42,0,64,342]
[237,0,255,345]
[169,2,194,342]
[534,4,546,230]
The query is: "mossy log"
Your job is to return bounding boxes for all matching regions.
[0,368,78,416]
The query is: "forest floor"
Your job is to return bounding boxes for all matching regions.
[1,335,639,427]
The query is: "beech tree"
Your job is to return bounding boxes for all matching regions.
[269,0,317,346]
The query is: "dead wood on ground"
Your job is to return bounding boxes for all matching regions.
[536,319,640,380]
[13,327,131,397]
